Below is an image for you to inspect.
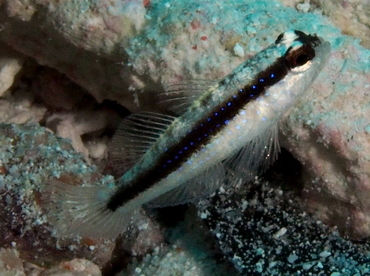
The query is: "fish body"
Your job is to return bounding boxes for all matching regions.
[46,30,330,238]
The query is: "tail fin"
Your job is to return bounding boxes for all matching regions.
[43,180,136,239]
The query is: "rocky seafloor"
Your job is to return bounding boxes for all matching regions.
[0,0,369,275]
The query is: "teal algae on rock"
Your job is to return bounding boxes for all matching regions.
[0,123,115,268]
[0,0,369,274]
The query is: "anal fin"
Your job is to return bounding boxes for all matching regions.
[146,162,226,208]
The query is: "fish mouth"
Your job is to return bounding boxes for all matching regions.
[310,35,331,73]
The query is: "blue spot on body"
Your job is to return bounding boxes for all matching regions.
[214,112,218,116]
[259,78,265,83]
[239,89,244,93]
[207,117,211,122]
[227,102,232,107]
[224,119,230,125]
[190,142,194,146]
[252,85,257,90]
[270,73,275,78]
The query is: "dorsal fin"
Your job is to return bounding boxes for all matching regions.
[159,80,219,115]
[109,112,175,176]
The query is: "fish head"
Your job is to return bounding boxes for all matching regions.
[266,30,331,113]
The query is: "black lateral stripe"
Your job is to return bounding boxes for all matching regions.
[107,56,288,211]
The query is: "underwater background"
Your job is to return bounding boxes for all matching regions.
[0,0,369,275]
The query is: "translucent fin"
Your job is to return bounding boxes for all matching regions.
[43,180,139,239]
[160,80,219,115]
[223,126,280,187]
[109,112,175,175]
[146,163,226,208]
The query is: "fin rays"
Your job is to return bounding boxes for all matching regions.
[44,180,138,239]
[224,126,280,187]
[147,162,226,208]
[109,112,176,176]
[160,80,219,115]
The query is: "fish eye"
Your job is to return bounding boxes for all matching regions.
[285,44,315,69]
[294,53,310,66]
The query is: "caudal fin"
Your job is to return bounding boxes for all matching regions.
[43,180,136,239]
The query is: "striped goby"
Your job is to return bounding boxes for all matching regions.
[45,30,330,238]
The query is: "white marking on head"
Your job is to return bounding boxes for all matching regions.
[280,30,298,44]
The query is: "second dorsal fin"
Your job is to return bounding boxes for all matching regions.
[109,111,176,176]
